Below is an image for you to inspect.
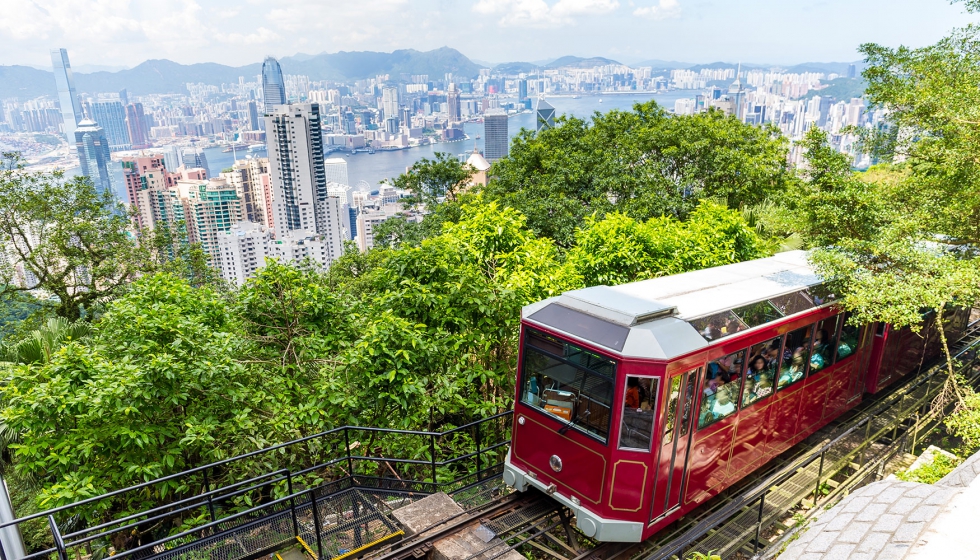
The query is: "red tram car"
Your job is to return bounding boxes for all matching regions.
[502,250,966,542]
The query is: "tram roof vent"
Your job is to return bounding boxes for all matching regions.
[558,285,677,327]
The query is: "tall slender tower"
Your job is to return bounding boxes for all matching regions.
[535,98,555,132]
[728,62,745,122]
[262,56,286,113]
[50,49,83,145]
[74,119,114,196]
[484,109,509,162]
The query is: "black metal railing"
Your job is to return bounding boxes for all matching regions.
[0,411,513,560]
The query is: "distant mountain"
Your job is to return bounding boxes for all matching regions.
[493,62,541,74]
[0,65,57,99]
[804,77,867,100]
[785,62,864,75]
[0,47,483,100]
[545,56,621,68]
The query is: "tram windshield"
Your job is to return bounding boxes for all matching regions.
[520,328,616,443]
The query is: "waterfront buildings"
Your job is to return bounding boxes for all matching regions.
[381,86,399,123]
[73,119,114,195]
[125,103,150,149]
[484,109,508,162]
[50,49,83,145]
[262,57,286,112]
[88,101,131,151]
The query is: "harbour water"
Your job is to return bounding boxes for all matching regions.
[202,91,694,192]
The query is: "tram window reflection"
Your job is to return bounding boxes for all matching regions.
[778,325,812,389]
[619,376,659,451]
[698,349,745,429]
[742,336,781,408]
[810,315,840,373]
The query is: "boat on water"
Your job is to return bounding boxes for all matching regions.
[599,98,603,103]
[572,95,581,99]
[247,144,265,153]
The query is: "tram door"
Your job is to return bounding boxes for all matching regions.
[651,368,699,522]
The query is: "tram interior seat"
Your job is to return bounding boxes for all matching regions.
[620,408,654,449]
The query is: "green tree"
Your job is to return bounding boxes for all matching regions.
[0,154,149,320]
[485,102,791,247]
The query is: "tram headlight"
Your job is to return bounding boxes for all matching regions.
[549,454,563,473]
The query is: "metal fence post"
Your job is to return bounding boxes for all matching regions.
[202,468,217,522]
[430,434,438,490]
[475,421,482,482]
[287,471,300,538]
[309,489,324,560]
[47,516,68,560]
[753,490,768,554]
[813,452,825,506]
[344,427,354,479]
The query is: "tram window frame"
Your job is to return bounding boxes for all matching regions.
[618,376,660,452]
[741,336,782,409]
[662,375,683,445]
[809,315,841,375]
[836,312,860,361]
[519,327,617,444]
[778,325,813,390]
[698,349,746,430]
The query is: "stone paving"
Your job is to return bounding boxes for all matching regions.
[778,451,980,559]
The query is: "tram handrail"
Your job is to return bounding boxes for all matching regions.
[645,319,980,560]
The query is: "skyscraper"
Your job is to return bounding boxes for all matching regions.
[728,63,746,122]
[535,98,555,132]
[518,79,528,103]
[126,103,150,149]
[50,49,83,145]
[74,119,114,195]
[484,110,509,162]
[265,103,329,235]
[247,100,260,131]
[181,147,210,174]
[89,101,131,151]
[262,56,286,113]
[447,83,461,124]
[381,86,399,122]
[324,158,349,186]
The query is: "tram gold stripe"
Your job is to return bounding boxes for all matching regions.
[296,536,318,559]
[332,530,405,560]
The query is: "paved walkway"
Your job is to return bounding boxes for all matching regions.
[778,450,980,559]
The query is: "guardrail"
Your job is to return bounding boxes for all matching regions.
[0,411,513,560]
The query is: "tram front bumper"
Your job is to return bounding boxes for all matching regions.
[503,452,644,542]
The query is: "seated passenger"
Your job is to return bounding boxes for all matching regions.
[778,354,806,388]
[745,355,774,402]
[625,377,641,409]
[711,386,736,418]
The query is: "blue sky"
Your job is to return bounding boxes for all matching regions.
[2,0,978,69]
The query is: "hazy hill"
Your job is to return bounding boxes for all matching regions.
[493,62,542,74]
[633,59,691,69]
[0,47,483,99]
[545,56,621,68]
[805,77,867,100]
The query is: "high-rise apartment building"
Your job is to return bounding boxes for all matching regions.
[262,57,286,112]
[126,103,150,149]
[535,98,555,132]
[74,119,114,195]
[181,147,210,175]
[50,49,83,145]
[381,86,399,122]
[324,157,349,186]
[175,177,244,258]
[265,103,328,234]
[222,158,272,228]
[484,109,509,162]
[89,101,131,151]
[122,155,176,230]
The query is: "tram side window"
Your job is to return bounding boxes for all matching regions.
[742,336,782,408]
[778,326,812,389]
[810,315,840,373]
[698,349,745,429]
[520,329,616,443]
[837,313,859,360]
[662,375,682,444]
[620,376,660,451]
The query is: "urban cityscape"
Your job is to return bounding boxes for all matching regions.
[3,1,980,558]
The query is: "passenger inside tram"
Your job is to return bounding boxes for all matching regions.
[778,326,812,389]
[699,349,744,428]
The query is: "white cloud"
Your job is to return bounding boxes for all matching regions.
[473,0,620,27]
[633,0,681,20]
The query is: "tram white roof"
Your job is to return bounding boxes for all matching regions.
[522,250,824,361]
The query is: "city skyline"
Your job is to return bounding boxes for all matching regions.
[2,0,978,70]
